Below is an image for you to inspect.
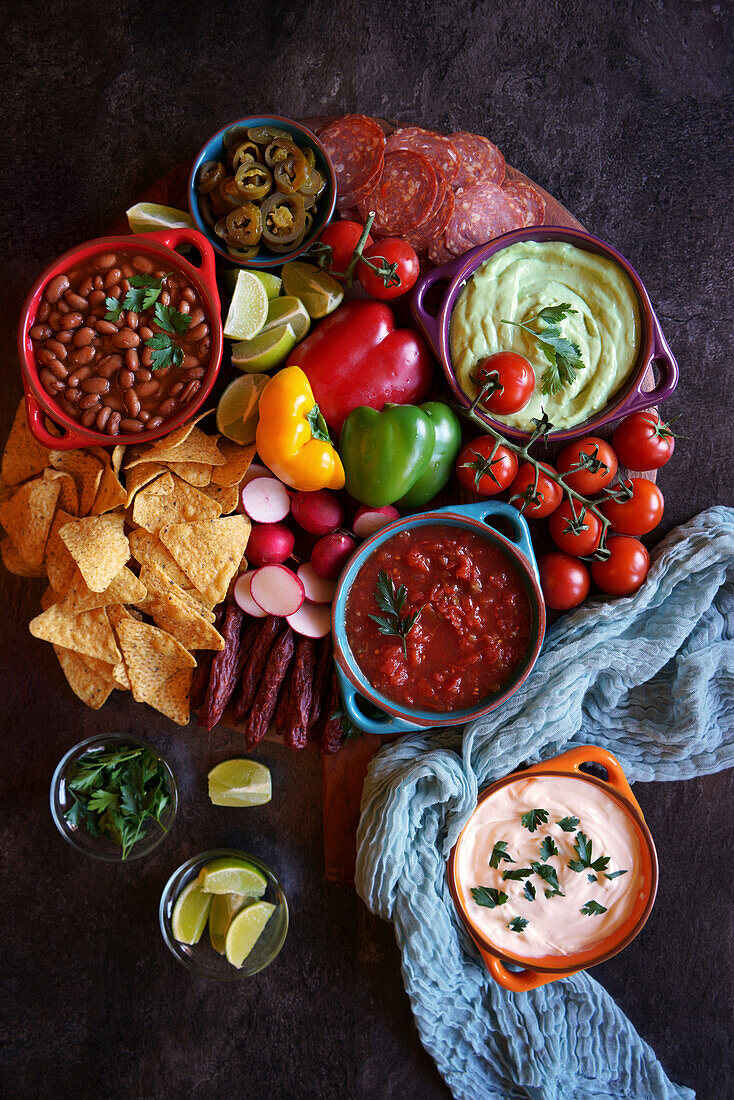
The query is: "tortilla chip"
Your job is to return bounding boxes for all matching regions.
[147,424,225,467]
[30,604,121,664]
[113,617,195,725]
[43,469,79,515]
[49,450,104,516]
[128,526,194,588]
[1,536,46,577]
[211,440,256,488]
[153,666,193,725]
[149,409,213,453]
[44,508,78,595]
[198,482,240,514]
[124,462,169,507]
[166,460,212,487]
[138,562,223,646]
[0,476,61,567]
[53,645,115,709]
[132,473,221,534]
[2,400,50,487]
[159,515,250,607]
[62,565,146,614]
[59,513,129,592]
[137,560,215,622]
[40,585,57,610]
[91,462,127,515]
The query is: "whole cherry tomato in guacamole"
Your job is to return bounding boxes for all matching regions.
[601,478,664,536]
[612,410,676,471]
[358,238,420,300]
[557,436,618,495]
[591,535,650,596]
[473,351,535,415]
[549,499,603,557]
[538,552,590,610]
[456,436,518,496]
[509,461,562,519]
[318,220,373,278]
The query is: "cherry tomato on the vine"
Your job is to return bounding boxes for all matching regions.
[358,238,420,299]
[601,478,664,536]
[318,220,373,277]
[538,552,591,610]
[591,535,650,596]
[612,410,676,471]
[548,499,603,557]
[473,351,535,415]
[508,461,563,519]
[456,436,518,496]
[556,436,618,495]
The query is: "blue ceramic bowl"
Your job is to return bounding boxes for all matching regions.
[188,115,336,269]
[331,500,546,736]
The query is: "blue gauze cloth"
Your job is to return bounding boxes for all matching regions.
[356,505,734,1100]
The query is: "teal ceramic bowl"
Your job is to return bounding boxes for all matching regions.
[187,115,336,268]
[331,500,546,736]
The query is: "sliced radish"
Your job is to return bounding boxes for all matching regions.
[286,599,331,638]
[241,462,271,488]
[290,490,344,535]
[311,531,358,580]
[297,562,337,604]
[247,522,295,567]
[233,572,268,618]
[241,477,291,523]
[353,505,400,539]
[250,564,304,617]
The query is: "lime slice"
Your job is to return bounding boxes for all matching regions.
[225,269,282,300]
[231,323,297,372]
[216,374,269,444]
[208,892,249,955]
[200,856,268,897]
[264,296,311,342]
[281,261,344,319]
[224,271,269,341]
[208,758,273,807]
[225,900,276,968]
[126,202,195,233]
[171,872,213,944]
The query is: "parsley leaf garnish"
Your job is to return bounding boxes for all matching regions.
[489,840,515,869]
[369,571,423,656]
[523,881,536,902]
[581,900,608,916]
[471,886,508,909]
[125,275,164,313]
[502,867,533,881]
[502,303,586,396]
[557,816,580,832]
[154,301,192,335]
[145,334,185,372]
[568,831,610,873]
[520,808,549,832]
[539,836,558,861]
[530,861,563,895]
[587,873,598,883]
[104,296,123,322]
[508,916,529,933]
[605,869,628,881]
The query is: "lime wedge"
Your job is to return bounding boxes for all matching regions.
[225,269,282,300]
[231,323,297,372]
[200,856,268,897]
[208,758,272,807]
[216,374,269,445]
[281,261,344,319]
[126,202,195,233]
[224,271,269,341]
[208,892,249,955]
[171,872,212,944]
[225,900,276,968]
[264,296,311,342]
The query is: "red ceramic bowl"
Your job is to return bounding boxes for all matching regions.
[17,227,223,450]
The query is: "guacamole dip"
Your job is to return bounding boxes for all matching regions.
[449,240,642,431]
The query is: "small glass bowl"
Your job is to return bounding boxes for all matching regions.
[159,849,289,981]
[50,733,178,862]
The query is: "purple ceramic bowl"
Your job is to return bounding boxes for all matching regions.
[411,226,679,443]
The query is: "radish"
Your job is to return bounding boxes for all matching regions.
[297,562,337,604]
[247,522,295,567]
[311,531,357,580]
[290,489,344,535]
[241,462,271,488]
[233,572,268,618]
[250,564,304,617]
[241,477,291,523]
[286,599,331,638]
[353,505,400,539]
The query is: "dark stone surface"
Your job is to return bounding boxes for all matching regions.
[1,2,732,1098]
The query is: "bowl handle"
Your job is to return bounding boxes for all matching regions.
[24,392,96,451]
[410,253,468,358]
[433,500,538,580]
[134,227,220,303]
[523,744,643,816]
[617,309,679,418]
[482,949,578,992]
[336,667,426,737]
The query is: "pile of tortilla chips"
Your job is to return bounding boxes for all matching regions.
[0,402,254,724]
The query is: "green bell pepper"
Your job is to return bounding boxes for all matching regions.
[339,404,434,507]
[398,402,462,508]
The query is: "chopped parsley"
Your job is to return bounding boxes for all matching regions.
[580,900,608,917]
[557,815,580,832]
[531,861,563,896]
[523,881,536,902]
[605,869,628,881]
[567,831,610,874]
[489,840,515,869]
[520,808,549,832]
[539,836,558,861]
[508,916,529,933]
[471,886,508,909]
[502,867,533,881]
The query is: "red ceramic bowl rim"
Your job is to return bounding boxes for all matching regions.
[17,231,223,447]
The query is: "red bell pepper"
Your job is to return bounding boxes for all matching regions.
[286,299,434,434]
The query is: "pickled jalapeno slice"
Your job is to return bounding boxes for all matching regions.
[274,153,309,194]
[225,203,263,247]
[264,137,301,168]
[260,192,306,245]
[247,125,293,145]
[234,161,273,200]
[197,160,225,194]
[299,167,325,196]
[232,141,262,170]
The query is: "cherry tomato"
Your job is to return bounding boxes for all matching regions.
[319,220,373,277]
[601,478,664,536]
[538,552,591,610]
[508,461,562,519]
[556,436,618,495]
[358,238,420,300]
[612,410,676,471]
[473,351,535,415]
[456,436,518,496]
[549,499,603,557]
[591,535,650,596]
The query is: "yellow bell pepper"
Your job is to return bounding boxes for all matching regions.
[255,365,345,491]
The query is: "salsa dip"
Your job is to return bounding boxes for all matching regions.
[449,239,642,431]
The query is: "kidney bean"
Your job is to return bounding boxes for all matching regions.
[153,268,167,279]
[120,278,130,294]
[93,274,104,290]
[198,339,211,359]
[107,412,122,435]
[46,339,67,360]
[135,380,159,398]
[125,348,139,371]
[177,300,191,315]
[124,389,141,416]
[126,310,139,330]
[82,377,109,395]
[45,275,70,303]
[48,359,69,380]
[96,319,118,336]
[97,354,123,378]
[68,346,95,366]
[30,324,52,341]
[60,312,84,330]
[56,330,73,345]
[96,407,111,431]
[141,348,154,368]
[57,300,71,314]
[182,367,205,381]
[104,393,124,412]
[88,289,106,307]
[106,284,121,300]
[79,393,101,410]
[36,348,56,366]
[94,253,117,270]
[188,322,209,341]
[137,368,153,381]
[188,307,205,326]
[181,286,196,303]
[68,366,93,387]
[138,410,151,424]
[132,255,155,274]
[79,276,94,296]
[65,388,81,404]
[112,328,140,350]
[120,263,134,278]
[81,409,98,428]
[73,326,95,347]
[159,290,171,306]
[169,381,184,397]
[37,300,51,322]
[118,369,134,390]
[65,291,89,311]
[158,398,178,417]
[63,401,81,420]
[40,371,61,395]
[139,326,153,341]
[147,416,164,430]
[180,380,201,404]
[120,417,145,433]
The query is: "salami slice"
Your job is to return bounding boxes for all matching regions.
[445,181,524,254]
[385,127,460,185]
[320,115,386,210]
[502,180,546,227]
[450,132,506,189]
[427,234,456,266]
[357,149,440,236]
[406,181,455,254]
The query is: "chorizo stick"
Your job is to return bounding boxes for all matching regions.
[272,657,295,737]
[319,666,347,754]
[245,627,295,749]
[200,602,244,731]
[283,636,317,750]
[307,635,333,735]
[232,616,283,725]
[190,606,225,710]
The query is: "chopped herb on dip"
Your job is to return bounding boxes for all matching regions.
[471,886,508,909]
[520,807,549,832]
[508,916,529,933]
[489,840,515,868]
[581,900,608,917]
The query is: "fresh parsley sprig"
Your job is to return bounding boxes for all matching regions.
[103,272,192,371]
[369,571,423,656]
[508,916,529,933]
[567,831,610,874]
[557,816,580,832]
[539,836,558,861]
[104,273,165,322]
[471,886,508,909]
[581,900,608,916]
[530,861,564,897]
[489,840,515,869]
[502,303,586,396]
[520,808,549,832]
